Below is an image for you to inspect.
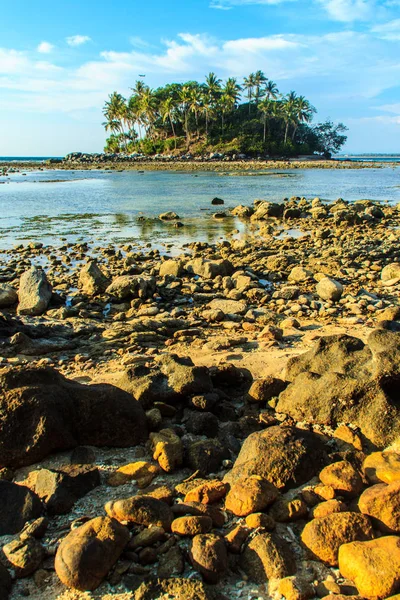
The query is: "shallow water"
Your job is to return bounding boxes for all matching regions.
[0,167,398,249]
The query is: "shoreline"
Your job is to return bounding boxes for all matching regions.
[2,157,399,172]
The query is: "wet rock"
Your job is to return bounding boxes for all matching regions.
[190,534,228,583]
[224,426,327,490]
[55,516,129,591]
[0,481,43,535]
[241,532,296,583]
[172,516,213,536]
[319,460,364,497]
[301,512,374,566]
[3,536,44,578]
[0,365,147,468]
[159,211,180,220]
[78,260,110,295]
[358,481,400,533]
[0,284,18,308]
[339,536,400,599]
[316,277,343,302]
[150,428,183,472]
[17,267,52,316]
[211,197,224,205]
[225,475,278,516]
[106,274,156,300]
[25,465,100,515]
[105,495,173,530]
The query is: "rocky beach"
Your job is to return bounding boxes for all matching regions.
[0,187,400,600]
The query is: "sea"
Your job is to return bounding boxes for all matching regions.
[0,156,399,251]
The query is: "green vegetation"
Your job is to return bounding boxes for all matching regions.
[102,71,348,158]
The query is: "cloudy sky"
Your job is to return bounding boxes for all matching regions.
[0,0,399,155]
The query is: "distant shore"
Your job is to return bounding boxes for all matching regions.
[1,157,399,172]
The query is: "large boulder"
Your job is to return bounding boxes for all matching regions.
[0,481,43,535]
[78,260,110,295]
[186,258,233,279]
[134,578,217,600]
[106,274,156,300]
[223,426,327,490]
[55,516,129,591]
[381,263,400,282]
[17,267,52,315]
[316,277,343,302]
[0,284,18,308]
[0,366,147,468]
[276,331,400,447]
[240,532,296,583]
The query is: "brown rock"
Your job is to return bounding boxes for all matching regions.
[339,536,400,599]
[311,499,347,519]
[225,475,278,516]
[107,462,159,488]
[247,377,287,403]
[171,502,225,528]
[241,532,296,583]
[359,481,400,533]
[319,460,363,497]
[245,513,276,531]
[0,480,43,536]
[55,516,129,591]
[3,536,44,578]
[268,497,308,522]
[301,512,374,566]
[363,451,400,484]
[190,534,228,583]
[172,516,213,537]
[157,546,184,578]
[224,525,250,553]
[134,577,217,600]
[184,480,228,504]
[105,495,173,530]
[278,576,315,600]
[129,526,165,550]
[314,484,336,500]
[334,424,363,451]
[150,429,183,473]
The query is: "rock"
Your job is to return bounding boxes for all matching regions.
[381,263,400,282]
[247,377,288,403]
[17,267,52,316]
[150,429,183,473]
[224,426,327,490]
[241,532,296,583]
[186,439,228,475]
[190,534,228,583]
[108,461,159,488]
[245,512,275,530]
[363,451,400,484]
[184,480,228,504]
[278,576,315,600]
[0,563,12,599]
[129,526,165,549]
[225,475,278,516]
[55,516,129,591]
[224,524,250,553]
[316,277,343,302]
[0,365,147,468]
[211,197,224,205]
[159,211,180,220]
[0,481,43,535]
[251,201,284,220]
[105,495,173,530]
[106,274,156,300]
[301,512,374,566]
[25,465,100,515]
[159,259,183,277]
[269,497,308,522]
[157,354,213,397]
[157,546,184,578]
[172,516,213,536]
[358,481,400,533]
[134,578,217,600]
[231,205,254,218]
[311,499,347,519]
[3,536,44,578]
[319,460,364,497]
[288,266,313,283]
[0,284,18,308]
[339,536,400,599]
[207,298,247,315]
[187,257,233,279]
[171,502,225,528]
[70,446,96,465]
[78,260,110,295]
[276,332,400,447]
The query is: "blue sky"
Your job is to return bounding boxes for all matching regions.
[0,0,399,155]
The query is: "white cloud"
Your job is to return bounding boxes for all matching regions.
[130,36,150,49]
[210,0,292,7]
[317,0,375,21]
[37,41,54,54]
[371,18,400,39]
[66,35,91,47]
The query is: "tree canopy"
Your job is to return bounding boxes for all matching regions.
[102,71,347,158]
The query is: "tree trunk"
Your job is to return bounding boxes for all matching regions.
[170,115,177,149]
[284,121,289,145]
[291,125,298,142]
[263,116,266,143]
[206,110,208,136]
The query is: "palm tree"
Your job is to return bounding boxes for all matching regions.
[160,97,177,149]
[291,95,316,141]
[253,70,268,105]
[264,80,279,101]
[243,73,256,114]
[282,92,298,145]
[219,78,241,134]
[259,98,272,143]
[139,88,157,139]
[188,86,202,138]
[103,92,128,151]
[179,85,192,148]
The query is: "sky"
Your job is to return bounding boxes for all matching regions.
[0,0,399,155]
